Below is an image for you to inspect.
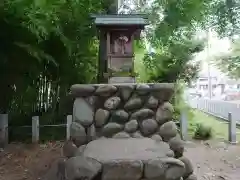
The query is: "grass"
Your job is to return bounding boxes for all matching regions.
[134,51,149,83]
[190,110,240,140]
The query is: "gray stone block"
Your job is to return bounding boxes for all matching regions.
[158,121,178,141]
[179,156,194,179]
[124,120,138,133]
[95,85,117,97]
[185,174,197,180]
[111,110,129,123]
[156,102,174,125]
[136,84,150,95]
[95,109,110,127]
[131,109,154,120]
[112,132,131,138]
[163,158,185,180]
[57,158,66,180]
[74,145,87,156]
[102,123,123,137]
[144,159,168,179]
[70,122,87,147]
[73,98,94,127]
[65,156,102,180]
[131,131,144,138]
[62,141,78,158]
[82,138,173,162]
[146,96,159,109]
[151,134,163,141]
[169,136,185,158]
[140,119,158,136]
[124,97,142,111]
[102,160,143,180]
[87,124,97,142]
[104,96,121,110]
[70,84,95,97]
[119,85,135,101]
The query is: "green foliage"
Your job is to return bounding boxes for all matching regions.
[193,123,213,140]
[142,38,202,84]
[172,81,195,121]
[134,40,149,82]
[142,0,212,46]
[213,40,240,78]
[138,0,240,85]
[0,0,107,126]
[133,0,207,84]
[133,0,207,123]
[207,0,240,38]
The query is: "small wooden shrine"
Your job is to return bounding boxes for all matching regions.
[92,14,148,83]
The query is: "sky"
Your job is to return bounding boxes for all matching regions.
[193,30,231,78]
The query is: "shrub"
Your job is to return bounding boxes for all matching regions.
[193,123,213,140]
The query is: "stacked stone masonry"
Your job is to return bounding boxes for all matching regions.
[59,83,197,180]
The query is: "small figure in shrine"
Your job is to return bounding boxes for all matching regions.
[113,34,131,54]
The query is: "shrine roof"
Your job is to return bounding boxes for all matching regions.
[91,14,149,26]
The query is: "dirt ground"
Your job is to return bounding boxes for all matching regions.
[0,142,63,180]
[185,140,240,180]
[1,140,240,180]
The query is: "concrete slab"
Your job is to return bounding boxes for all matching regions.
[83,138,171,162]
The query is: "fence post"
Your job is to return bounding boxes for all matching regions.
[0,114,8,148]
[180,110,188,141]
[32,116,39,143]
[66,115,72,141]
[228,112,237,144]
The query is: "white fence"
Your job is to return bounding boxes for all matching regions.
[188,98,240,124]
[0,115,73,148]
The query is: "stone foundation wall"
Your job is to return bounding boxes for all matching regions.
[70,83,176,146]
[58,83,197,180]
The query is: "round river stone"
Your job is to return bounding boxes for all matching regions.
[158,121,178,141]
[95,109,110,127]
[70,84,95,97]
[102,123,123,137]
[104,97,121,110]
[124,97,142,111]
[95,85,117,97]
[70,122,87,147]
[140,119,158,136]
[130,108,154,120]
[124,120,138,133]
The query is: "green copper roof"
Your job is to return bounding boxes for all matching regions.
[92,14,149,26]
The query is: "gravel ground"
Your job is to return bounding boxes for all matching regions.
[185,140,240,180]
